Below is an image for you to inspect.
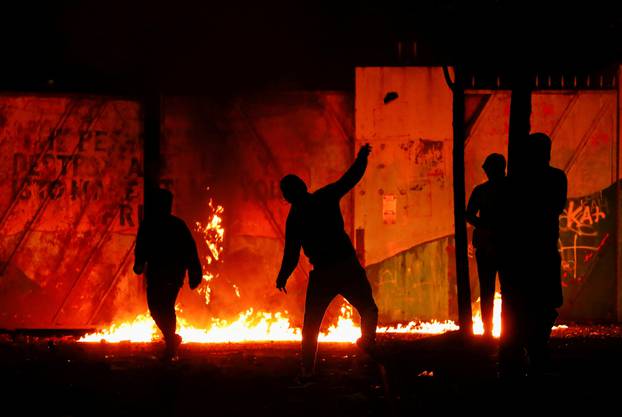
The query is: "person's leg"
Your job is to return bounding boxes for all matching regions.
[476,249,497,336]
[498,293,524,376]
[146,283,166,335]
[301,271,335,376]
[340,260,378,349]
[526,303,557,374]
[498,268,527,377]
[147,282,181,356]
[526,251,561,374]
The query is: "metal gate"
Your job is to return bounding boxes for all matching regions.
[464,90,619,321]
[0,96,143,328]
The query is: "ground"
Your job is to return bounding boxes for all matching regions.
[1,326,621,416]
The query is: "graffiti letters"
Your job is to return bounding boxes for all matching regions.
[558,194,609,282]
[9,126,142,227]
[559,199,606,237]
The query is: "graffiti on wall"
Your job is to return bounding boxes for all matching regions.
[558,193,610,283]
[11,130,143,227]
[0,98,143,326]
[0,100,143,232]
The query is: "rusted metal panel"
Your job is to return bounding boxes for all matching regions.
[161,93,354,325]
[366,236,454,322]
[0,97,143,327]
[465,91,618,321]
[355,67,456,321]
[617,65,622,322]
[357,66,619,322]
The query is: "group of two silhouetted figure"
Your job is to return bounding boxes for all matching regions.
[467,133,567,377]
[133,133,566,380]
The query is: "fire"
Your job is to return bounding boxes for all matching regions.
[79,296,566,344]
[472,292,502,337]
[194,198,224,305]
[79,304,460,344]
[471,292,568,337]
[78,196,567,345]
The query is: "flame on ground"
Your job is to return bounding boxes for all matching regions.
[470,292,568,337]
[79,297,569,344]
[472,292,502,337]
[79,196,567,345]
[79,304,459,344]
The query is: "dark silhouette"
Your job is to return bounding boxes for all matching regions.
[466,153,507,337]
[498,132,567,377]
[133,188,202,360]
[276,144,379,379]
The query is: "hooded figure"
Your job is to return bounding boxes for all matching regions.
[134,188,202,360]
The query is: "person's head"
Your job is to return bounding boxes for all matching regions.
[148,188,173,217]
[280,174,308,205]
[530,132,552,166]
[482,153,506,181]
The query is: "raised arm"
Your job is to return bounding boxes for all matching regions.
[275,211,302,293]
[322,144,371,199]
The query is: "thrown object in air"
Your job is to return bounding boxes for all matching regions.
[383,91,399,104]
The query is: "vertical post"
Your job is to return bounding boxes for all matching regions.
[143,90,162,218]
[507,74,532,176]
[449,66,473,333]
[617,65,622,322]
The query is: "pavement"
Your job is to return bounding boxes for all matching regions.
[1,325,620,416]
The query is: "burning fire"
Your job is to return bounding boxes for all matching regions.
[470,292,567,337]
[472,292,502,337]
[79,293,566,344]
[78,196,566,345]
[79,304,459,344]
[194,198,224,305]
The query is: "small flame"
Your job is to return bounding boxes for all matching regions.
[471,292,567,337]
[472,292,502,337]
[194,199,224,304]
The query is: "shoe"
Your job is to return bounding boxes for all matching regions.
[161,334,182,362]
[356,337,379,358]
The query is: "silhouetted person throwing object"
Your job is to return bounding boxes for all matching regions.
[466,153,506,337]
[499,133,567,377]
[134,188,202,361]
[276,144,379,380]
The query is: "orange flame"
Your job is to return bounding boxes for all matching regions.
[78,196,567,345]
[79,303,460,344]
[194,198,224,305]
[472,292,502,337]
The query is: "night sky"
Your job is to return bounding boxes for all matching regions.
[1,1,621,93]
